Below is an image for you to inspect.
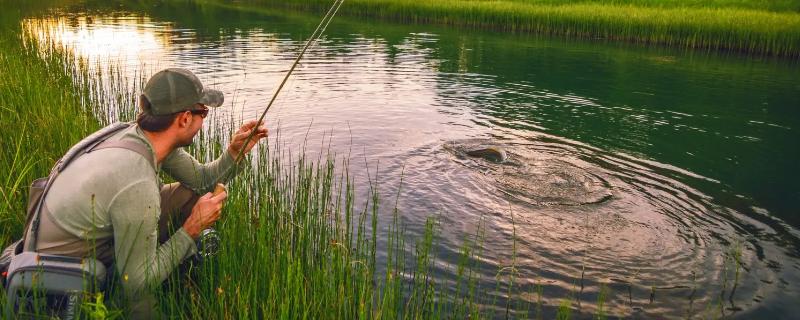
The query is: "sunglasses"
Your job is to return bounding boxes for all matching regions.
[188,106,209,118]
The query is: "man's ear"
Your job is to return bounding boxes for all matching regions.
[175,111,192,128]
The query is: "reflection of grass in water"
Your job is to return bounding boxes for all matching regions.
[0,4,763,319]
[535,281,544,320]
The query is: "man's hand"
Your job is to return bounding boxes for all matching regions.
[183,190,227,239]
[228,120,268,162]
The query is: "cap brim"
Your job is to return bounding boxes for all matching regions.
[198,89,224,108]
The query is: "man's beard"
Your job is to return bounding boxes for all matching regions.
[176,134,196,148]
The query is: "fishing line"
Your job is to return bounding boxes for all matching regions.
[233,0,345,163]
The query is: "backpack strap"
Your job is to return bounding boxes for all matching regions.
[56,122,131,172]
[90,140,156,171]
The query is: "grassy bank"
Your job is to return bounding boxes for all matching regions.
[0,8,100,242]
[225,0,800,57]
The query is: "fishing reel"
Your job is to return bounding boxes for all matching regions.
[195,228,221,263]
[194,183,225,262]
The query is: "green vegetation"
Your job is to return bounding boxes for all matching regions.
[224,0,800,57]
[474,0,800,13]
[596,284,609,320]
[0,10,100,242]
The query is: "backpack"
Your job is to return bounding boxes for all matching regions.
[1,122,154,319]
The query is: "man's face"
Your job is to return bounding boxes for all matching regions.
[176,104,208,147]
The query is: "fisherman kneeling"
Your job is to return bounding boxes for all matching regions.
[2,68,267,319]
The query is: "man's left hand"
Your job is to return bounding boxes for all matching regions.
[228,120,268,162]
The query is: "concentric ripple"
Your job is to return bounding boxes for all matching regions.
[495,160,613,206]
[445,138,614,206]
[391,130,799,318]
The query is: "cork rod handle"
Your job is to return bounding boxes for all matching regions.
[213,183,226,196]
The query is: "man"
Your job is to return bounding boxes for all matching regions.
[26,68,267,317]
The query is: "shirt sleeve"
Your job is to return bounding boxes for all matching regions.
[108,178,197,298]
[161,148,238,194]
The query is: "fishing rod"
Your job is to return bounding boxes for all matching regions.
[203,0,345,256]
[232,0,345,164]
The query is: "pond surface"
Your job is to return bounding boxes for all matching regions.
[27,1,800,318]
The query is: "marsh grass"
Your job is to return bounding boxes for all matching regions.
[0,18,96,240]
[556,296,574,320]
[224,0,800,57]
[495,0,800,12]
[595,283,609,320]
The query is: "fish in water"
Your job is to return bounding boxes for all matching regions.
[465,147,508,163]
[444,139,613,206]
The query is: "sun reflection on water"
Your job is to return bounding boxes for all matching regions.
[23,15,167,65]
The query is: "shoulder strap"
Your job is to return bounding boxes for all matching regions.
[57,122,131,172]
[90,140,156,171]
[24,122,147,252]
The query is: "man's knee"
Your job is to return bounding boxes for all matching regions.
[158,183,200,243]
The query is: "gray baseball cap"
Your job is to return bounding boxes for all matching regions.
[142,68,224,115]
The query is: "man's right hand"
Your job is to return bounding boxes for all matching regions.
[183,190,227,239]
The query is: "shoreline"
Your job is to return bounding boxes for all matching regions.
[211,0,800,58]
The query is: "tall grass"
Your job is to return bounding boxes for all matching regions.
[222,0,800,57]
[1,3,146,240]
[474,0,800,13]
[0,14,95,241]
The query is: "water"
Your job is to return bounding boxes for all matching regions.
[25,1,800,318]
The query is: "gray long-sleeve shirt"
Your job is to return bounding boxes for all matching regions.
[38,124,236,302]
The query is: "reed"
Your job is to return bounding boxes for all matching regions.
[596,283,609,320]
[226,0,800,57]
